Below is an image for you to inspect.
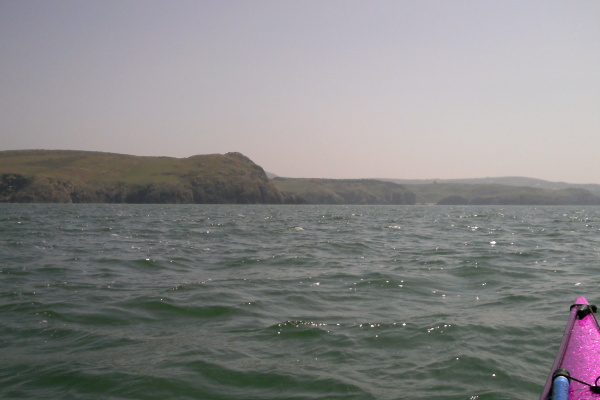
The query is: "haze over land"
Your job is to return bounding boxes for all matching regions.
[2,150,600,205]
[2,1,600,183]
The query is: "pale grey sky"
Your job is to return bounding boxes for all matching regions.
[2,1,600,183]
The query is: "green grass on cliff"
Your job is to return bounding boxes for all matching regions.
[0,150,283,204]
[0,150,252,186]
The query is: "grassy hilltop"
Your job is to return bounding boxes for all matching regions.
[0,150,284,203]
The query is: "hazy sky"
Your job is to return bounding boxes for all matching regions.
[2,1,600,183]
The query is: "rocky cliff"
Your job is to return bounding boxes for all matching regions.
[0,150,284,204]
[272,178,416,205]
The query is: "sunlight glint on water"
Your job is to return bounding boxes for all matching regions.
[1,204,599,399]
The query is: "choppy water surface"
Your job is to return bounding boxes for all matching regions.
[2,204,600,399]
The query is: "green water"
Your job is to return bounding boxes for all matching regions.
[2,204,599,399]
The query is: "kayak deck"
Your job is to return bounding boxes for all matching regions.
[541,297,600,400]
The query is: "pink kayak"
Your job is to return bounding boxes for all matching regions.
[541,297,600,400]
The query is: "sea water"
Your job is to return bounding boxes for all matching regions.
[2,204,600,399]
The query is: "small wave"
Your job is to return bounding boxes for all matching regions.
[270,320,333,338]
[120,297,250,321]
[186,358,373,399]
[274,320,331,329]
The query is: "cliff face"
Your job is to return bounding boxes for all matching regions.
[185,152,284,204]
[5,150,597,206]
[272,178,416,205]
[0,150,284,204]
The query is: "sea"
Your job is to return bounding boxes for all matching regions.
[2,204,600,400]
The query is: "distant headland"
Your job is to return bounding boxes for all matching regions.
[1,150,599,205]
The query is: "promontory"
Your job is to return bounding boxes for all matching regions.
[0,150,284,204]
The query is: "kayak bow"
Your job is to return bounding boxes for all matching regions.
[541,297,600,400]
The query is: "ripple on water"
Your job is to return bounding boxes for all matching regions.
[2,204,600,399]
